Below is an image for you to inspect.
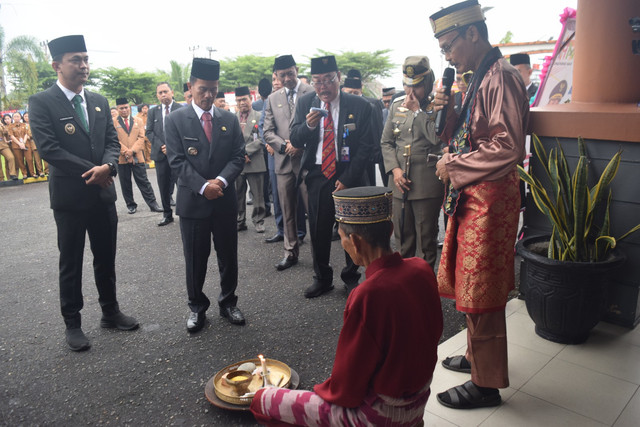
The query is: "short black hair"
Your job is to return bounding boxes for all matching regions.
[52,54,63,63]
[457,21,489,42]
[156,81,172,90]
[339,221,392,251]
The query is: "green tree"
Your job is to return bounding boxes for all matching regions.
[218,55,276,92]
[167,60,191,95]
[0,27,46,109]
[500,31,514,44]
[94,67,165,105]
[315,49,395,82]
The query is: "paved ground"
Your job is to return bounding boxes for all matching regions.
[0,170,488,426]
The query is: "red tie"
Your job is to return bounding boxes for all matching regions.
[321,103,336,180]
[123,117,129,132]
[165,105,170,116]
[202,112,213,143]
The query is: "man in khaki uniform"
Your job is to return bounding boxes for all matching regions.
[114,97,162,214]
[234,86,266,233]
[381,56,444,268]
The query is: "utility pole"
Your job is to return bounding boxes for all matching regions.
[206,47,216,59]
[189,45,199,58]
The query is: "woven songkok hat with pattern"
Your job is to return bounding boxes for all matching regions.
[429,0,485,38]
[333,187,393,225]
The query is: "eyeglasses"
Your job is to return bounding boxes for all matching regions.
[310,74,338,87]
[440,34,461,55]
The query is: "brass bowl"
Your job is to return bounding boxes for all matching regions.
[223,370,253,395]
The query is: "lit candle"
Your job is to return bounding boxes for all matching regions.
[258,354,268,376]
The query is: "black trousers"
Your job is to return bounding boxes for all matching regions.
[305,166,360,286]
[155,157,176,217]
[53,202,119,329]
[117,162,157,209]
[179,210,239,314]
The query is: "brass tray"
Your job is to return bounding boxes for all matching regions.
[205,358,296,409]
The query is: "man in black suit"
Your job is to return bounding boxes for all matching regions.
[29,35,138,352]
[146,82,183,226]
[165,58,246,332]
[290,55,375,298]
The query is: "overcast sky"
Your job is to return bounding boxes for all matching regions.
[1,0,577,88]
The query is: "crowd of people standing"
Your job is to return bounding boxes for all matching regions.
[21,0,533,423]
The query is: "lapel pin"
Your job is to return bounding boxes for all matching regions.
[187,147,198,156]
[64,123,76,134]
[221,126,227,132]
[348,114,354,120]
[95,107,101,112]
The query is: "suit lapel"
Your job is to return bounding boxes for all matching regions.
[208,107,223,160]
[51,85,90,137]
[85,90,97,137]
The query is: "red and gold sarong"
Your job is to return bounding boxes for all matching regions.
[438,169,520,313]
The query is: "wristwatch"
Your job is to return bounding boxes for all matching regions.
[107,162,117,177]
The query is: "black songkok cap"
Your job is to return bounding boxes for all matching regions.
[258,78,272,98]
[343,77,362,89]
[347,69,362,79]
[310,56,338,75]
[382,87,396,96]
[191,58,220,81]
[115,97,128,105]
[215,91,226,99]
[48,35,87,58]
[273,55,296,71]
[183,83,189,92]
[510,53,531,66]
[235,86,250,97]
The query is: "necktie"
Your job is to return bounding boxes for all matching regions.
[202,112,212,143]
[288,90,295,114]
[321,103,336,180]
[123,117,129,132]
[72,94,88,132]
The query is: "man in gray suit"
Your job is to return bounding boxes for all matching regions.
[29,35,138,351]
[234,86,266,233]
[146,82,183,226]
[165,58,247,332]
[264,55,314,271]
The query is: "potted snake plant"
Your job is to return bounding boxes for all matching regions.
[516,135,640,344]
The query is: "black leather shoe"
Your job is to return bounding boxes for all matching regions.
[276,255,298,271]
[100,311,139,330]
[158,216,174,226]
[149,203,163,212]
[186,311,206,333]
[220,306,246,325]
[128,206,137,214]
[265,234,284,243]
[170,197,176,206]
[237,223,248,231]
[304,279,334,298]
[65,328,91,351]
[10,175,18,180]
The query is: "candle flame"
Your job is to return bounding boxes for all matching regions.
[258,354,265,361]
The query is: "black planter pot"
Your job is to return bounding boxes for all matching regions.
[516,235,626,344]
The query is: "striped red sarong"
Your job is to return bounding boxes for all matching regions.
[250,380,431,426]
[437,169,520,313]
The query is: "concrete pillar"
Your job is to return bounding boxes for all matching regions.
[572,0,640,104]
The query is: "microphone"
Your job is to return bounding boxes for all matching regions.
[435,67,455,136]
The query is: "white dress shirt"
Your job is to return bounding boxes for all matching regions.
[57,80,88,129]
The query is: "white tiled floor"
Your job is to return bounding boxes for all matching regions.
[424,299,640,427]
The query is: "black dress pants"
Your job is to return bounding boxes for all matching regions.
[53,202,119,329]
[117,162,157,209]
[155,157,175,217]
[305,166,360,286]
[179,208,239,314]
